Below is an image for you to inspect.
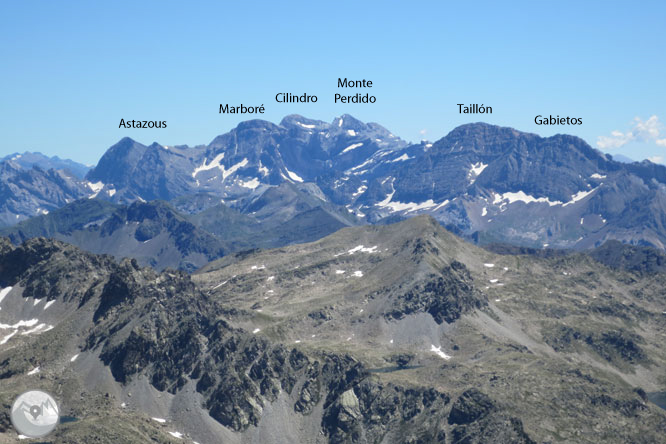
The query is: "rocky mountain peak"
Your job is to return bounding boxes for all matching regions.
[279,114,326,129]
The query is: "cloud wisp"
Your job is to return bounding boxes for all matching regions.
[597,115,666,149]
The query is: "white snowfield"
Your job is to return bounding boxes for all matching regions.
[212,281,228,289]
[380,196,449,213]
[151,417,167,423]
[0,330,17,345]
[492,185,600,208]
[349,158,374,172]
[27,366,40,375]
[376,184,449,213]
[0,286,13,304]
[390,153,412,162]
[44,300,55,309]
[347,245,378,255]
[352,185,368,197]
[0,319,39,329]
[483,263,495,268]
[341,143,364,154]
[87,181,104,198]
[239,178,260,189]
[192,154,249,181]
[21,323,47,335]
[285,168,304,182]
[352,271,364,277]
[430,345,452,360]
[296,121,315,129]
[468,162,488,183]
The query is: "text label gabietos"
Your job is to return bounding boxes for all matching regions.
[535,115,582,125]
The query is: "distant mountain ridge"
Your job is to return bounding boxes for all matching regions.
[0,183,362,271]
[1,151,91,178]
[3,115,666,252]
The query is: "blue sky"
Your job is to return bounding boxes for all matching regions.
[1,0,664,165]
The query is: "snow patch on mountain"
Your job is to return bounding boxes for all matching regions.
[493,185,601,209]
[390,153,412,162]
[192,153,225,177]
[0,330,17,345]
[21,323,47,335]
[468,162,488,183]
[87,181,104,198]
[562,187,599,207]
[192,155,248,182]
[349,158,374,172]
[352,185,367,197]
[430,345,451,360]
[493,191,562,207]
[378,198,447,213]
[348,245,378,254]
[239,178,260,189]
[285,169,304,183]
[0,287,12,305]
[341,143,364,154]
[0,319,39,329]
[375,180,449,213]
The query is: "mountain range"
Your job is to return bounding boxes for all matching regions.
[1,119,665,442]
[0,216,664,443]
[2,115,665,267]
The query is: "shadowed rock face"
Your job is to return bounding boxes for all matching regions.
[447,389,536,444]
[589,239,666,274]
[448,388,495,425]
[387,260,486,324]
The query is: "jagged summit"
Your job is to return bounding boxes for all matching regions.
[279,114,327,128]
